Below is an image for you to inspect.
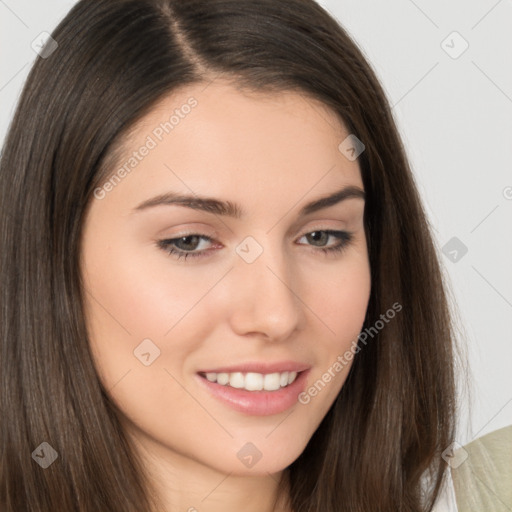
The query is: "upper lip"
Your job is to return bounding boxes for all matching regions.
[197,361,311,375]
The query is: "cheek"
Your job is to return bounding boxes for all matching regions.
[81,244,216,442]
[81,230,235,396]
[313,251,371,344]
[300,250,371,395]
[292,259,370,427]
[82,233,220,337]
[327,272,370,340]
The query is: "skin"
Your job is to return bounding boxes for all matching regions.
[80,79,371,512]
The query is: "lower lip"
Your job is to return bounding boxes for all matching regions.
[195,370,310,416]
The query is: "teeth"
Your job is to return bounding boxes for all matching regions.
[263,373,281,391]
[245,372,263,391]
[203,370,299,391]
[229,372,245,389]
[216,373,229,385]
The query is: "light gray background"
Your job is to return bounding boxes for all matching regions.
[1,0,511,446]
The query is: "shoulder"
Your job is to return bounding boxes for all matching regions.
[450,425,512,512]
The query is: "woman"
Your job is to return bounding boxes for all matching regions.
[0,0,459,510]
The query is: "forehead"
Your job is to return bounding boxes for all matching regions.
[99,80,363,213]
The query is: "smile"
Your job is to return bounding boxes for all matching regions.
[200,371,299,391]
[196,369,310,416]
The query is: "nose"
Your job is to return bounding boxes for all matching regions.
[226,240,304,341]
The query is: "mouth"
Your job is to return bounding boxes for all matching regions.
[197,369,301,391]
[195,368,311,416]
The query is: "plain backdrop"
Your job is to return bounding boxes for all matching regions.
[1,0,511,446]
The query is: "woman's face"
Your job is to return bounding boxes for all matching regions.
[80,80,371,478]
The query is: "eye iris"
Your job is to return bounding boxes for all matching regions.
[307,231,329,246]
[176,235,201,251]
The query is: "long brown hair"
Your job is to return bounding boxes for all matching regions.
[0,0,457,510]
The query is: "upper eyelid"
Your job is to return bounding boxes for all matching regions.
[165,219,353,239]
[166,227,345,241]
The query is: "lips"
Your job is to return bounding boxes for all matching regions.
[195,368,311,415]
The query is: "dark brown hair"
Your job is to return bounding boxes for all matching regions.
[0,0,458,510]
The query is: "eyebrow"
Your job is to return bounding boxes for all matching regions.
[132,185,365,218]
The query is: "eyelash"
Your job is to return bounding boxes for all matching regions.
[157,229,354,261]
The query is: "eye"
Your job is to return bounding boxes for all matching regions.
[157,229,354,261]
[296,230,354,256]
[157,234,216,260]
